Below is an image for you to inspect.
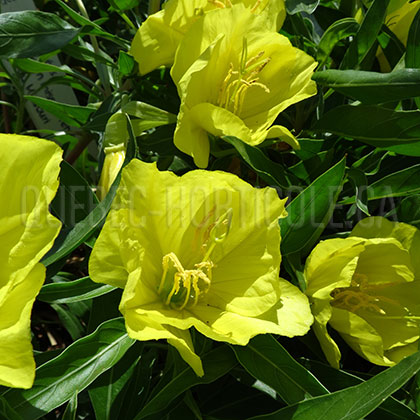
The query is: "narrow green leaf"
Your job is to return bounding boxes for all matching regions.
[317,18,359,66]
[223,136,292,188]
[122,101,177,124]
[25,96,96,127]
[286,0,319,15]
[232,335,328,405]
[0,11,79,59]
[62,393,78,420]
[6,318,134,420]
[313,69,420,103]
[51,303,85,340]
[134,346,237,420]
[406,7,420,68]
[89,344,143,420]
[118,51,136,76]
[51,161,99,228]
[341,164,420,203]
[397,195,420,228]
[42,171,120,267]
[303,359,420,420]
[280,158,346,255]
[0,398,21,420]
[340,0,390,69]
[249,350,420,420]
[38,277,115,304]
[55,0,128,47]
[313,105,420,142]
[13,58,95,87]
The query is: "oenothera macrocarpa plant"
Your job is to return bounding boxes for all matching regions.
[2,0,420,418]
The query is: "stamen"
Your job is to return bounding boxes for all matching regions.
[216,39,270,116]
[250,0,262,13]
[331,274,408,316]
[208,0,227,8]
[159,210,232,310]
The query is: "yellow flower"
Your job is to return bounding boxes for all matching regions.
[89,160,313,375]
[0,134,62,388]
[131,0,286,75]
[377,0,420,71]
[171,5,317,168]
[305,216,420,368]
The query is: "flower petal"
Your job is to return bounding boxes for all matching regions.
[0,264,44,388]
[304,237,365,298]
[329,308,393,366]
[0,134,62,388]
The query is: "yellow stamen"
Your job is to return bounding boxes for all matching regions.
[159,210,232,310]
[250,0,262,13]
[216,39,270,116]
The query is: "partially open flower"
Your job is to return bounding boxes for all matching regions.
[305,216,420,368]
[171,5,317,168]
[130,0,286,75]
[89,160,313,375]
[0,134,62,388]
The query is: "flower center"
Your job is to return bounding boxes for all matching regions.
[157,209,232,310]
[330,273,401,315]
[217,38,270,116]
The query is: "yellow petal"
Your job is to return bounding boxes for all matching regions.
[311,300,341,368]
[352,216,420,278]
[304,237,365,298]
[0,134,62,388]
[0,264,45,388]
[329,308,393,366]
[124,309,204,376]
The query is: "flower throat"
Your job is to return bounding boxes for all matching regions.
[158,209,232,310]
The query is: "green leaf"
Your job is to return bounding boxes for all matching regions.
[223,136,292,188]
[0,11,79,59]
[55,0,128,47]
[122,101,177,124]
[51,161,99,228]
[340,0,390,69]
[118,51,136,76]
[62,393,78,420]
[397,195,420,228]
[280,158,346,255]
[406,7,420,68]
[232,335,328,405]
[134,346,237,420]
[313,69,420,103]
[42,170,120,267]
[0,398,21,420]
[6,318,134,420]
[286,0,319,14]
[38,277,115,304]
[341,164,420,203]
[248,349,420,420]
[313,105,420,142]
[25,96,96,127]
[317,18,359,66]
[13,58,95,87]
[51,303,85,340]
[303,359,420,420]
[89,344,143,420]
